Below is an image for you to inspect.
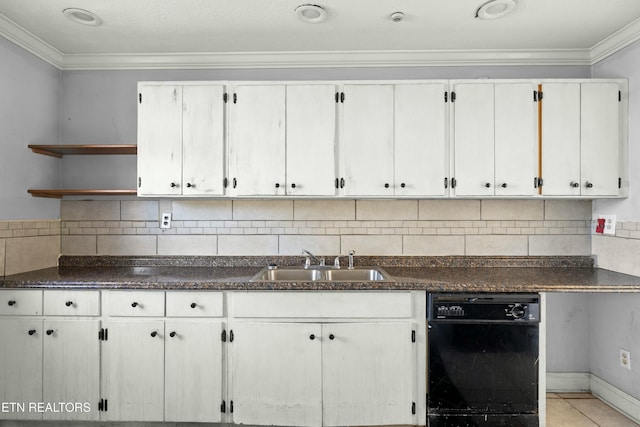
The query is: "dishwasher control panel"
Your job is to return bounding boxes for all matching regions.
[429,293,540,322]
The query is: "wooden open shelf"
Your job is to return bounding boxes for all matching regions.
[28,144,137,158]
[27,144,138,198]
[28,189,138,199]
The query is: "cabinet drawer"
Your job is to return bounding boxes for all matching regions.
[0,290,43,315]
[232,291,412,318]
[43,290,100,316]
[105,291,165,317]
[166,291,223,317]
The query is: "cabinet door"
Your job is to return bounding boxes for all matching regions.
[452,83,495,196]
[42,320,100,421]
[322,322,415,427]
[395,83,447,196]
[229,85,286,196]
[540,82,581,196]
[342,84,394,196]
[103,320,164,421]
[137,85,183,196]
[165,320,223,422]
[0,319,43,420]
[581,82,621,196]
[231,321,322,427]
[182,85,226,196]
[286,85,337,196]
[494,83,537,196]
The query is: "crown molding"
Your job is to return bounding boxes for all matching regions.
[0,12,638,70]
[591,17,640,64]
[0,13,63,68]
[59,49,592,70]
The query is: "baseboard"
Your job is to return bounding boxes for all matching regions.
[546,372,591,392]
[546,372,640,424]
[590,374,640,424]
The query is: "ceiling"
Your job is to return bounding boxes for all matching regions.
[1,0,640,70]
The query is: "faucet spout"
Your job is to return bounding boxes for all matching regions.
[302,250,325,268]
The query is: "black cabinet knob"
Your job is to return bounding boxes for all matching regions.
[309,334,315,340]
[131,302,139,308]
[169,331,177,338]
[384,183,390,188]
[485,183,491,188]
[46,329,54,336]
[150,331,158,338]
[275,183,280,188]
[186,183,194,188]
[501,183,508,188]
[170,182,178,188]
[570,181,580,188]
[28,329,36,336]
[291,183,296,188]
[586,182,594,188]
[329,334,335,340]
[7,300,15,306]
[65,301,73,307]
[190,302,197,309]
[401,183,406,188]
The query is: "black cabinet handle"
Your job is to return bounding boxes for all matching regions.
[150,331,158,338]
[309,334,315,340]
[501,183,508,188]
[329,334,335,340]
[46,329,54,336]
[384,183,390,188]
[169,331,177,338]
[28,329,36,336]
[65,301,73,307]
[190,302,197,309]
[7,300,15,306]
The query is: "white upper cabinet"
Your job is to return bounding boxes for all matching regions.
[228,84,286,196]
[452,81,537,197]
[137,83,225,196]
[341,84,395,196]
[541,80,624,197]
[286,85,338,196]
[395,83,448,197]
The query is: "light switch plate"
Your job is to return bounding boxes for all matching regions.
[161,213,172,229]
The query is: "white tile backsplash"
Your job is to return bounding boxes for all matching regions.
[97,235,157,255]
[0,238,5,276]
[294,200,355,220]
[279,235,341,256]
[158,235,218,255]
[61,200,121,221]
[233,200,294,220]
[340,235,403,255]
[61,235,97,255]
[218,235,279,255]
[121,200,159,221]
[481,200,544,220]
[419,200,481,220]
[465,235,529,256]
[5,235,60,275]
[172,200,233,220]
[529,235,591,256]
[403,235,466,255]
[356,200,418,220]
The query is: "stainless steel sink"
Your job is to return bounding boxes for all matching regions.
[250,266,390,282]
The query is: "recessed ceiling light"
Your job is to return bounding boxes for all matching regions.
[475,0,517,20]
[63,8,103,26]
[295,4,327,24]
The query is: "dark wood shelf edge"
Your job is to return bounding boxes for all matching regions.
[28,144,137,158]
[28,189,138,199]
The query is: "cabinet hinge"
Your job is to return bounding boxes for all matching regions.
[538,90,543,100]
[230,400,234,413]
[221,329,227,342]
[229,330,234,342]
[619,91,622,102]
[444,177,448,189]
[619,177,622,189]
[138,93,142,104]
[335,92,339,103]
[223,177,228,188]
[411,402,416,415]
[533,90,538,102]
[340,92,345,103]
[221,400,226,413]
[98,328,108,341]
[411,330,416,343]
[534,177,544,188]
[451,91,456,102]
[138,177,142,188]
[223,93,228,103]
[98,399,108,412]
[451,177,457,189]
[233,93,237,104]
[444,91,448,103]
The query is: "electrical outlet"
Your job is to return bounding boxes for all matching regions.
[593,214,616,235]
[161,213,172,229]
[620,349,631,370]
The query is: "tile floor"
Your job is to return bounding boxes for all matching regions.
[547,393,640,426]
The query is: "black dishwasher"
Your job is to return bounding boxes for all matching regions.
[427,293,540,427]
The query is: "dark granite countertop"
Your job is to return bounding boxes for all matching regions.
[1,256,640,292]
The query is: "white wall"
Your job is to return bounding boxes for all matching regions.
[0,36,60,220]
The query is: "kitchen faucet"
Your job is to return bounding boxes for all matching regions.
[302,249,325,268]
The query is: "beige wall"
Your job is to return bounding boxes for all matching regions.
[60,199,592,257]
[0,220,60,276]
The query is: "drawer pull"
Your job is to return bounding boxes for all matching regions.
[131,302,140,308]
[28,329,36,336]
[8,300,16,306]
[150,331,158,338]
[46,329,54,336]
[190,303,197,309]
[169,331,177,338]
[65,301,74,307]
